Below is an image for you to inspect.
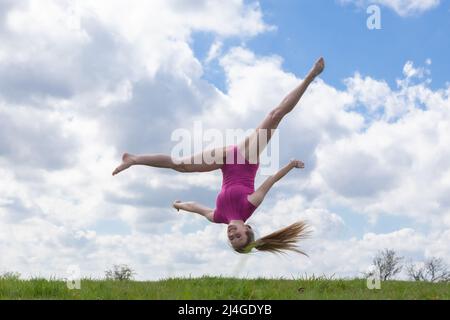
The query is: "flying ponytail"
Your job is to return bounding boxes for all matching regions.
[235,221,311,255]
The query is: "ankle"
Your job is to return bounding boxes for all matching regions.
[129,155,138,165]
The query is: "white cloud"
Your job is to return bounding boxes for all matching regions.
[305,228,450,279]
[205,40,223,64]
[341,0,440,16]
[251,195,346,240]
[312,62,450,229]
[402,60,429,79]
[0,0,278,279]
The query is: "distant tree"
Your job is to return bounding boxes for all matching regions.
[407,257,450,283]
[0,271,21,280]
[105,264,135,281]
[406,262,424,281]
[365,249,403,281]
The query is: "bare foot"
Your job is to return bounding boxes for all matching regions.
[309,57,325,78]
[173,200,182,212]
[112,153,136,176]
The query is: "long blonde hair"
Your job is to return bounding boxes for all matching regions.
[235,221,311,255]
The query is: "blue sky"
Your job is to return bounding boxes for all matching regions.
[194,0,449,91]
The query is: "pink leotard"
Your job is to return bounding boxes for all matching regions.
[213,145,259,224]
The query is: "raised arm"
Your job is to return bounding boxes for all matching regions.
[248,159,304,207]
[173,200,214,222]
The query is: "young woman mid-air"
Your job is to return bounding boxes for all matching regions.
[112,57,325,255]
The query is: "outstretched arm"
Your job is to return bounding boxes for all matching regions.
[173,201,214,222]
[248,160,304,207]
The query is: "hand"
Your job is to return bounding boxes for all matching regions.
[290,159,305,169]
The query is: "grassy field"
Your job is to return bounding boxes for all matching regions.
[0,277,448,300]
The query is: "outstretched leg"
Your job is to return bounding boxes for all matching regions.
[112,146,227,176]
[239,57,325,161]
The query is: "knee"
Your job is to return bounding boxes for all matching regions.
[269,108,285,122]
[173,163,188,173]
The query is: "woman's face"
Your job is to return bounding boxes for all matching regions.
[227,223,252,249]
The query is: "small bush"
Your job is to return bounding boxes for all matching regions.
[105,264,135,281]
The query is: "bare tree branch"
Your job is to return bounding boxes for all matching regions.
[366,249,403,281]
[408,258,450,282]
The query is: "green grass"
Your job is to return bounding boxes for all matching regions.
[0,277,448,300]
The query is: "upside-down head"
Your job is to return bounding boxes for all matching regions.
[227,221,311,255]
[227,222,255,252]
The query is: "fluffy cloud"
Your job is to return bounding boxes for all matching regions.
[341,0,440,16]
[313,62,450,228]
[0,0,275,279]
